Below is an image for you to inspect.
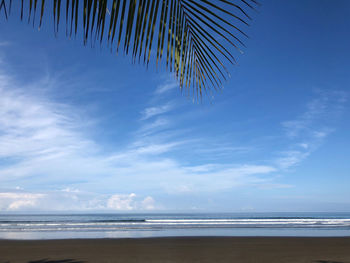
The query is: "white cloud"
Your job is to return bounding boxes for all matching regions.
[0,72,96,161]
[313,129,331,138]
[4,63,338,211]
[107,193,155,211]
[0,192,45,211]
[257,183,294,190]
[282,91,347,139]
[185,164,217,173]
[160,164,277,193]
[277,90,347,169]
[61,187,80,193]
[0,69,116,184]
[138,117,169,134]
[107,193,137,210]
[0,42,11,47]
[135,142,181,155]
[141,102,173,120]
[155,81,178,95]
[275,150,310,170]
[298,143,309,149]
[0,190,156,211]
[141,196,155,210]
[227,165,276,175]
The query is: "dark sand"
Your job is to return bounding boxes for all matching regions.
[1,237,350,263]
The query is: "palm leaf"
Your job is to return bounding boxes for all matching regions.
[1,0,258,100]
[0,0,8,19]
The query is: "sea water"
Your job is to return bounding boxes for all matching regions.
[0,212,349,239]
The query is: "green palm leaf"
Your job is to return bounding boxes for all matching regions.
[1,0,258,99]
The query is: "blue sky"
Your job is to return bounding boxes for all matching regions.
[0,0,349,212]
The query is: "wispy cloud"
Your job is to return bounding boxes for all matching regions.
[161,164,278,193]
[0,68,106,184]
[2,57,346,211]
[277,90,348,169]
[282,90,347,139]
[0,42,11,47]
[141,102,174,120]
[154,80,178,95]
[136,117,171,138]
[0,68,282,206]
[0,81,94,160]
[275,150,310,170]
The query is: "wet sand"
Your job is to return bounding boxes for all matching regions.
[1,237,350,263]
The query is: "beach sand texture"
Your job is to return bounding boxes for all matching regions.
[1,237,350,263]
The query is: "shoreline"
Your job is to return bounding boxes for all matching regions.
[1,236,350,263]
[1,234,350,240]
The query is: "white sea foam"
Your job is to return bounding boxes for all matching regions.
[1,214,350,234]
[1,218,350,231]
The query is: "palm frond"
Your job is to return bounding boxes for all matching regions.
[0,0,8,19]
[1,0,258,99]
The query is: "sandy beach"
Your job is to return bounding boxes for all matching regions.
[1,237,350,263]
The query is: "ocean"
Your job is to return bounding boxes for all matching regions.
[1,212,350,240]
